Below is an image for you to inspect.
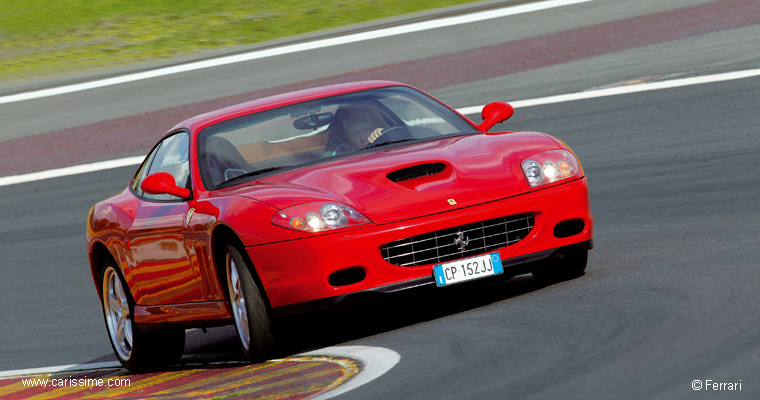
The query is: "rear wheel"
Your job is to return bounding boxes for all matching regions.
[101,260,184,371]
[531,249,588,285]
[225,244,275,361]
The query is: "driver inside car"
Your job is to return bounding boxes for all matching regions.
[344,112,385,149]
[324,104,387,157]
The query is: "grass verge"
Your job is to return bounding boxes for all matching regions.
[0,0,480,83]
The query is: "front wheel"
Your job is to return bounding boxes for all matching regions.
[225,245,275,361]
[101,260,184,371]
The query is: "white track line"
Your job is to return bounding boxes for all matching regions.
[0,0,595,105]
[1,68,758,188]
[0,156,145,187]
[456,68,760,114]
[0,361,121,379]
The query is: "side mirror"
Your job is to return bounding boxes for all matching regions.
[141,172,191,199]
[477,102,514,132]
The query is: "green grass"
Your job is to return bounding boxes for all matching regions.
[0,0,480,83]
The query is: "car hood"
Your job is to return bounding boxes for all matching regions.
[222,132,560,225]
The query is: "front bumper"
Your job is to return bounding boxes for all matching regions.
[271,240,592,317]
[247,177,593,312]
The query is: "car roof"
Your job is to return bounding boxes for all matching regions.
[171,80,410,134]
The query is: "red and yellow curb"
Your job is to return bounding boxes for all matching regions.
[0,356,359,400]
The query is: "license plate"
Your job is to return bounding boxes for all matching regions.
[433,252,503,287]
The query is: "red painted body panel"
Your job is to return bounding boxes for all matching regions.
[87,81,593,329]
[248,177,592,309]
[238,132,557,225]
[134,301,232,326]
[124,202,201,305]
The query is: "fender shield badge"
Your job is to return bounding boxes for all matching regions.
[186,208,195,226]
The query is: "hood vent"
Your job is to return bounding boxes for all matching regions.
[387,163,446,183]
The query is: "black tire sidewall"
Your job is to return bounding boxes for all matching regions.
[226,244,275,361]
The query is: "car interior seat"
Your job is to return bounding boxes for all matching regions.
[204,136,253,186]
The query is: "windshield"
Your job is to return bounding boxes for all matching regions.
[198,86,476,189]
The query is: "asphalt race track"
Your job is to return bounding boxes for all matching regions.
[1,0,759,398]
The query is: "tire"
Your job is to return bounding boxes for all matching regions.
[225,244,275,361]
[531,249,588,285]
[101,260,185,371]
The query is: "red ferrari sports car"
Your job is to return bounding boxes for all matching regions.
[87,81,593,370]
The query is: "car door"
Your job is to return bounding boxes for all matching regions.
[124,131,203,305]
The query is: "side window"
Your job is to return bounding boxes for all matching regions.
[138,131,191,202]
[131,145,160,197]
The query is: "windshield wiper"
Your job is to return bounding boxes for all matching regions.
[368,138,415,148]
[220,166,286,186]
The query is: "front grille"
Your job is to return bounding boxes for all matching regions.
[381,213,534,267]
[387,163,445,182]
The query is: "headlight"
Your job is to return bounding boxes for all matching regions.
[272,202,371,232]
[320,203,346,227]
[521,150,580,188]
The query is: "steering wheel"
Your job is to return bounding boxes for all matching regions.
[368,126,409,147]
